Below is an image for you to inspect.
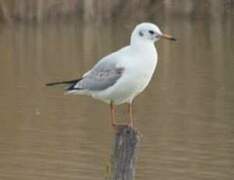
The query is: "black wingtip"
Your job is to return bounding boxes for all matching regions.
[46,83,53,86]
[171,37,176,41]
[46,82,60,86]
[45,78,82,87]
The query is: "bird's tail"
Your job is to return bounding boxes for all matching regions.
[46,78,82,87]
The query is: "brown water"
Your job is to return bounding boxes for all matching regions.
[0,15,234,180]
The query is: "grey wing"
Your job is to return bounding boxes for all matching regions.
[72,58,124,91]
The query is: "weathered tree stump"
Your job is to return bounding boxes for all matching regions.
[110,125,140,180]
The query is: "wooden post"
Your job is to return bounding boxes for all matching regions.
[109,125,140,180]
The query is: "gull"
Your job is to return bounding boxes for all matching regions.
[46,22,176,128]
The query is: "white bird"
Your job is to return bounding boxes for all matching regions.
[46,22,176,128]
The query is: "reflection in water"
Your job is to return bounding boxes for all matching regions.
[0,8,234,180]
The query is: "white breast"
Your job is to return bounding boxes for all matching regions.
[129,47,158,94]
[109,45,158,104]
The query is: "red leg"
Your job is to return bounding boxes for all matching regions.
[110,102,116,128]
[128,103,134,127]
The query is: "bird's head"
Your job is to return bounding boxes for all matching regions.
[131,22,176,45]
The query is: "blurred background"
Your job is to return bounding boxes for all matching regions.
[0,0,234,180]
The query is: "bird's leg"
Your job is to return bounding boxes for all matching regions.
[128,103,134,127]
[110,102,117,128]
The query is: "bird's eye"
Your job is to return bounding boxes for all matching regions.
[148,30,155,35]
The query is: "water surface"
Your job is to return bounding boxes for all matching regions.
[0,14,234,180]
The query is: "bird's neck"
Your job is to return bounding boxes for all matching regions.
[130,39,156,55]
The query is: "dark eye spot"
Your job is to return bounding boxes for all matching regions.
[139,31,144,37]
[149,30,155,35]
